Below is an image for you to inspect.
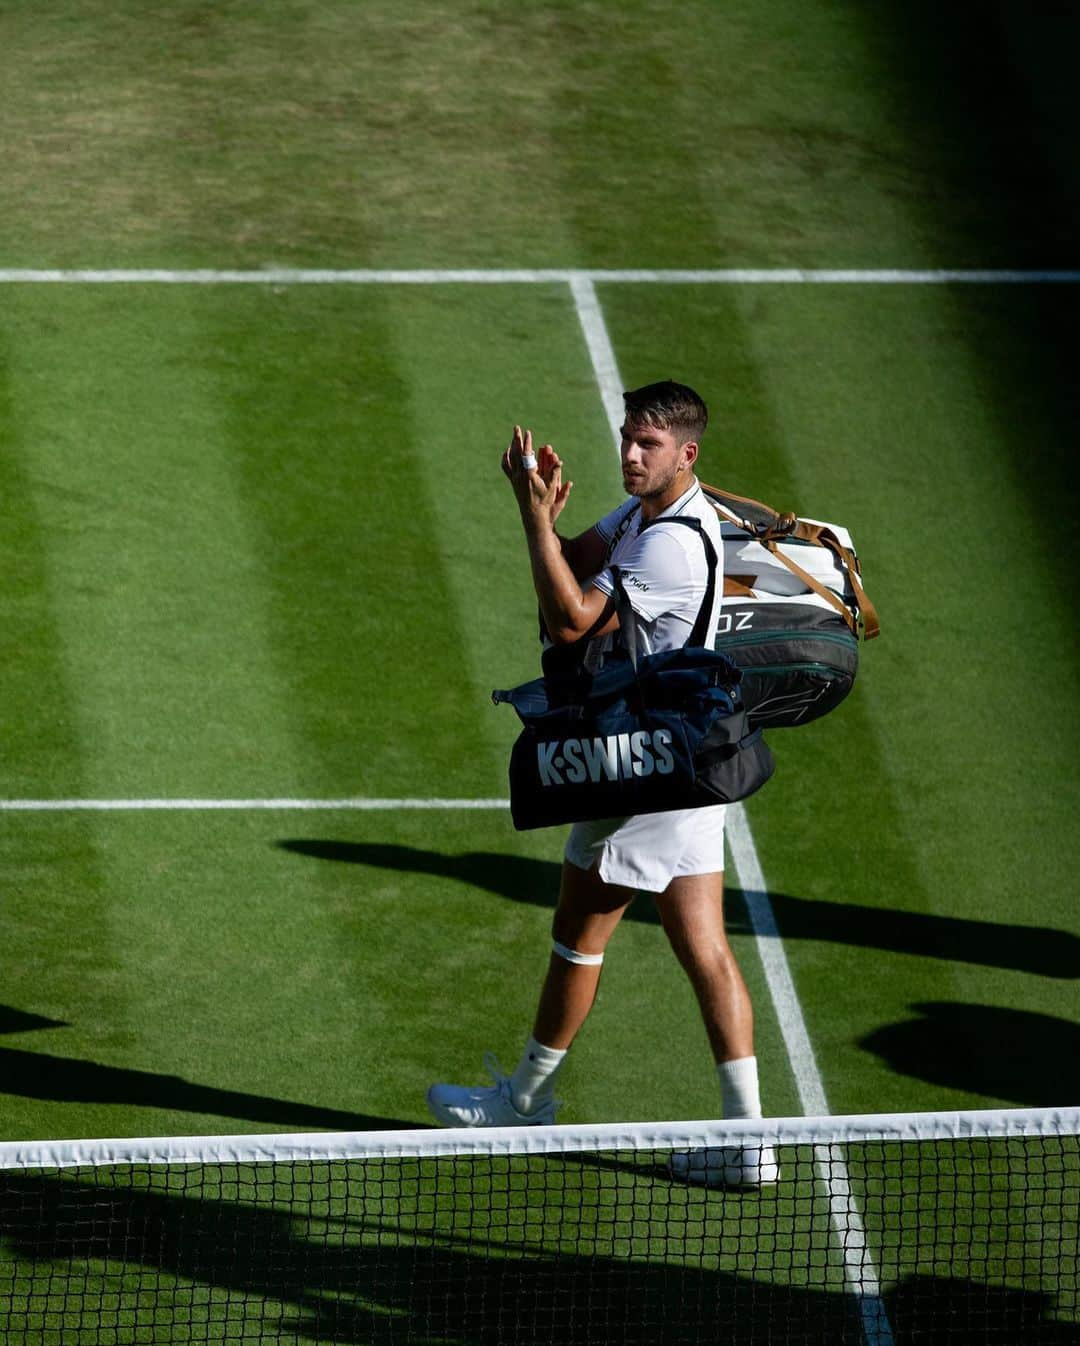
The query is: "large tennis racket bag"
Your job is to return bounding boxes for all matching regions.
[701,484,881,729]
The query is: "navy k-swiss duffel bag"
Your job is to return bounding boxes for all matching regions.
[493,516,773,832]
[493,643,774,831]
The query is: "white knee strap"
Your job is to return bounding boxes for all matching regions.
[553,940,604,966]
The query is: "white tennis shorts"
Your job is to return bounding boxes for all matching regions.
[564,804,727,893]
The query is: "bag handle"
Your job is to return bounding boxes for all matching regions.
[610,515,719,670]
[793,523,881,640]
[700,478,881,641]
[609,567,640,669]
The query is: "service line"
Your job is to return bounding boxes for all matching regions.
[0,267,1078,284]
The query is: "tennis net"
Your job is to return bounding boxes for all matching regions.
[0,1105,1076,1345]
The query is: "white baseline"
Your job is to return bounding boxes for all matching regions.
[0,267,1078,284]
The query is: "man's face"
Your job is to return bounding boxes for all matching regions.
[620,421,693,499]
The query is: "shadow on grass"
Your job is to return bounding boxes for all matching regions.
[278,836,566,905]
[0,1040,424,1133]
[2,1168,1075,1345]
[0,1007,69,1035]
[729,891,1080,980]
[278,841,1080,978]
[859,1002,1080,1108]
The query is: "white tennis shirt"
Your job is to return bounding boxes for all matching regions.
[586,480,725,661]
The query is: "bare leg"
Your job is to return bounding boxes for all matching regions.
[425,860,634,1127]
[531,860,636,1049]
[653,871,754,1063]
[657,871,779,1185]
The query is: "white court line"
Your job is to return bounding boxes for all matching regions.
[568,275,626,437]
[568,274,893,1346]
[0,798,509,811]
[725,807,828,1114]
[0,267,1078,284]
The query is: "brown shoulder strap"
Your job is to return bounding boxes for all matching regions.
[790,522,881,640]
[699,481,787,534]
[702,482,881,640]
[762,541,858,633]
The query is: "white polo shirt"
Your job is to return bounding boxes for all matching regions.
[586,480,725,660]
[565,479,730,893]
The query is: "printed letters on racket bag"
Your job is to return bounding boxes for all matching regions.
[493,517,774,831]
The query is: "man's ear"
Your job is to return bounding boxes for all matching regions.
[680,440,699,470]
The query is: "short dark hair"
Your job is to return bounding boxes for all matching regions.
[622,380,708,443]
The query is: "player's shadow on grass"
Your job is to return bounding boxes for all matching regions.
[278,838,569,910]
[278,841,1080,979]
[1,1169,1073,1346]
[727,890,1080,980]
[0,1035,424,1133]
[860,1002,1080,1108]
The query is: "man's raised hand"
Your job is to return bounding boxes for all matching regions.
[503,425,573,530]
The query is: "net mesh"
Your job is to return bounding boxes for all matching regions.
[0,1108,1076,1345]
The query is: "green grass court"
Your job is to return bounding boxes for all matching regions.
[1,2,1078,1341]
[3,277,1077,1137]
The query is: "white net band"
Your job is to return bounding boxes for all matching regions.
[1,1103,1076,1171]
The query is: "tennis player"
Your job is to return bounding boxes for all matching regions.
[428,381,777,1188]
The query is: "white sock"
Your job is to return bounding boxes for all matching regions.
[509,1037,566,1114]
[717,1055,762,1120]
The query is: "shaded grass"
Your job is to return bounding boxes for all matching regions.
[1,1140,1075,1343]
[0,1156,854,1344]
[1,0,1050,269]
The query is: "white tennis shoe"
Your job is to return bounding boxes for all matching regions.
[668,1144,780,1189]
[427,1053,560,1128]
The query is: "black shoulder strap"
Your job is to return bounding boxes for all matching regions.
[604,501,642,562]
[641,515,719,648]
[610,514,719,664]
